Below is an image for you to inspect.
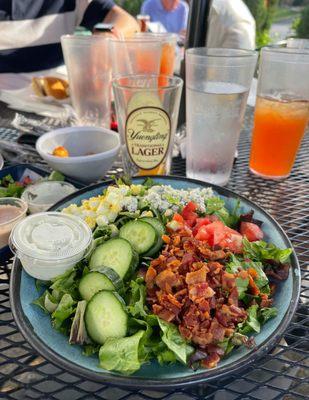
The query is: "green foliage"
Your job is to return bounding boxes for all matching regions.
[296,6,309,37]
[244,0,279,47]
[293,0,309,6]
[115,0,143,16]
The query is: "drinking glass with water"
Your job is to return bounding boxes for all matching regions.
[185,48,257,186]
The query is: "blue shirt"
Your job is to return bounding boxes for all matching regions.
[141,0,189,33]
[0,0,114,73]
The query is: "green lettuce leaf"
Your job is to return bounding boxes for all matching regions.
[218,337,235,355]
[33,290,58,313]
[48,171,65,181]
[99,330,145,375]
[157,349,177,364]
[127,278,148,318]
[243,238,292,264]
[235,277,249,299]
[259,307,278,324]
[238,304,260,334]
[93,224,118,239]
[205,197,241,227]
[69,300,91,345]
[206,197,225,214]
[157,318,194,364]
[83,343,100,356]
[226,254,243,273]
[51,294,76,333]
[243,261,269,289]
[50,268,80,301]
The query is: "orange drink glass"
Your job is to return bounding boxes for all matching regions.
[135,32,177,76]
[109,39,162,77]
[112,75,183,177]
[249,48,309,179]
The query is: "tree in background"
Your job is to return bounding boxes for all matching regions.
[244,0,279,47]
[293,5,309,37]
[115,0,143,16]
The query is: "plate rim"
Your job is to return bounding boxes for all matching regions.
[10,174,301,389]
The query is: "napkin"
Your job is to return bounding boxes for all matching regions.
[0,66,73,119]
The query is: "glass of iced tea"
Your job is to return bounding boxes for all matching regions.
[135,32,177,76]
[249,47,309,179]
[109,38,162,78]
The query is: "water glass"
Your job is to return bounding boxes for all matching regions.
[109,38,162,77]
[249,47,309,179]
[112,75,183,176]
[186,48,257,186]
[61,35,111,127]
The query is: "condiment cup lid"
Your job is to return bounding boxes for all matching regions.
[10,212,92,261]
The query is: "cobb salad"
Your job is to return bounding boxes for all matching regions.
[33,178,292,374]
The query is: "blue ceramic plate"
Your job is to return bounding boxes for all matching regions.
[10,176,301,389]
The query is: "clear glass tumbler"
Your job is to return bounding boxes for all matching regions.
[113,75,183,176]
[186,48,257,186]
[61,35,111,128]
[249,48,309,179]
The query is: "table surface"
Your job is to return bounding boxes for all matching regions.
[0,104,308,400]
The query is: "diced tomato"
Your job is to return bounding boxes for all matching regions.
[22,176,32,186]
[173,213,184,224]
[194,219,243,253]
[194,221,226,246]
[182,201,197,213]
[192,217,212,236]
[204,221,226,246]
[181,201,198,227]
[195,225,210,241]
[219,233,243,253]
[208,214,220,222]
[240,222,264,242]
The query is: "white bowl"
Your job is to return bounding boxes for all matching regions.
[36,126,120,183]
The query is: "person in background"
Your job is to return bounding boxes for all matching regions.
[0,0,140,73]
[141,0,189,34]
[207,0,256,50]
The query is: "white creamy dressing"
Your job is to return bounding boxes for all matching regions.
[25,220,79,253]
[11,212,92,280]
[15,213,89,258]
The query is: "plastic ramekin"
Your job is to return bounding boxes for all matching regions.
[10,212,93,280]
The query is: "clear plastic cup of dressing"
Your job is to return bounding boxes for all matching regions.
[10,212,93,280]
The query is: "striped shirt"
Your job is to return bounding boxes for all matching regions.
[0,0,114,73]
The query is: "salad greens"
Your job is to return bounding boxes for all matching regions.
[206,196,241,228]
[0,171,65,198]
[32,179,292,375]
[243,238,292,264]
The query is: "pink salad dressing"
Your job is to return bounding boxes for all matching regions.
[0,205,24,248]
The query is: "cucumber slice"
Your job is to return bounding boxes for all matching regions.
[119,220,158,255]
[92,266,123,292]
[140,217,165,236]
[79,267,123,301]
[85,291,127,344]
[89,238,137,279]
[140,218,165,257]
